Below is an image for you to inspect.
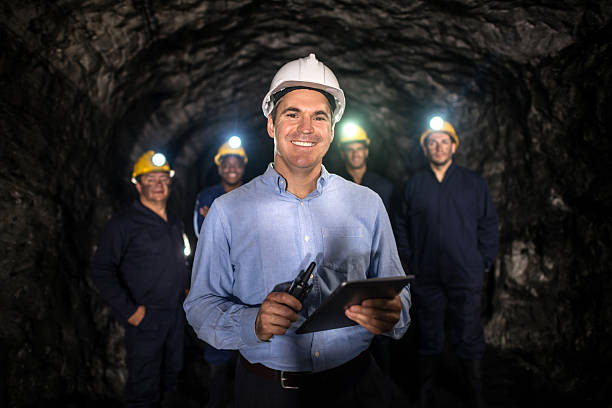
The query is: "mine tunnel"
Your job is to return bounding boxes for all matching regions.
[1,1,611,407]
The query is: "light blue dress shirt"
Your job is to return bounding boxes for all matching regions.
[184,164,411,372]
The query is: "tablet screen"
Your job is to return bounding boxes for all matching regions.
[296,275,413,334]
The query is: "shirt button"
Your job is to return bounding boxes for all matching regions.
[304,235,310,242]
[314,351,320,358]
[300,201,304,206]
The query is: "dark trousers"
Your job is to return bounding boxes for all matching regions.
[413,283,485,360]
[124,307,185,408]
[234,351,392,408]
[204,343,234,365]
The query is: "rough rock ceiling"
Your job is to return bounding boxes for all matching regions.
[4,1,608,174]
[1,0,612,406]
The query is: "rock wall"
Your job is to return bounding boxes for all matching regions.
[1,28,124,405]
[1,0,611,406]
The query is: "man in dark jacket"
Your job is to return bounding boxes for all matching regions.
[336,122,397,377]
[395,117,499,408]
[337,123,394,215]
[91,150,189,408]
[192,138,247,408]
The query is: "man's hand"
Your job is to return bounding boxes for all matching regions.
[255,292,302,341]
[345,294,402,335]
[127,305,146,327]
[199,206,210,218]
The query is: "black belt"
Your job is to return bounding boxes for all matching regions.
[239,350,371,390]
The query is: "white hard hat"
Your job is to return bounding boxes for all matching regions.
[261,53,346,124]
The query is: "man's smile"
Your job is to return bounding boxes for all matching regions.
[291,140,316,147]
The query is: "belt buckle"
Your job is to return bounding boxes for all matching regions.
[279,371,300,390]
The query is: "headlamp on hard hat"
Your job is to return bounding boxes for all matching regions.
[343,123,359,138]
[429,116,445,131]
[131,150,175,184]
[228,136,242,149]
[420,115,460,148]
[214,137,248,166]
[151,153,167,167]
[339,122,370,146]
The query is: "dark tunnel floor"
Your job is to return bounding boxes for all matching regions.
[49,326,593,408]
[162,327,586,408]
[53,326,589,408]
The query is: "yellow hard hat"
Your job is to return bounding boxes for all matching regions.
[214,142,248,166]
[420,117,459,147]
[338,123,370,146]
[131,150,175,183]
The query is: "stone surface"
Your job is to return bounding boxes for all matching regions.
[1,0,611,406]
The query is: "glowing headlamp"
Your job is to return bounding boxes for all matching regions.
[151,153,167,167]
[228,136,242,149]
[429,116,445,131]
[343,123,359,137]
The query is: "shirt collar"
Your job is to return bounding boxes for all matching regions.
[427,160,456,182]
[133,199,173,223]
[262,163,330,197]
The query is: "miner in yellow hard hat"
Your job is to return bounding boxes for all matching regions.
[419,115,460,148]
[337,122,397,378]
[193,137,248,407]
[396,116,498,408]
[194,137,248,238]
[91,150,189,408]
[130,150,176,183]
[338,123,394,215]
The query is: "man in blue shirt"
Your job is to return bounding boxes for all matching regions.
[395,117,499,408]
[193,140,247,408]
[91,151,189,408]
[184,54,411,408]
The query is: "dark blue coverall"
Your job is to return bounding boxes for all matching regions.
[91,200,189,407]
[395,162,498,360]
[193,183,226,238]
[338,167,397,375]
[339,168,395,215]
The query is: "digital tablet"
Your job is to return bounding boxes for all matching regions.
[295,275,414,334]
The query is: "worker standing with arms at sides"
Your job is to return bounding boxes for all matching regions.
[91,151,189,408]
[192,137,247,408]
[337,122,397,378]
[184,53,411,408]
[337,123,394,215]
[395,116,499,408]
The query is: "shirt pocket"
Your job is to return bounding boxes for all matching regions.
[319,226,370,291]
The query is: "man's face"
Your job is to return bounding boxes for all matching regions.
[423,132,456,166]
[135,171,171,204]
[267,89,334,174]
[340,141,369,170]
[218,155,245,186]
